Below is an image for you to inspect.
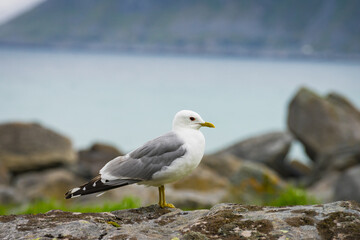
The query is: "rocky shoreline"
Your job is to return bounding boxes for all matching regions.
[1,201,359,239]
[1,87,360,208]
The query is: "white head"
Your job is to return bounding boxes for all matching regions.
[172,110,215,131]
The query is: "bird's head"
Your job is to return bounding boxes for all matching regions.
[172,110,215,130]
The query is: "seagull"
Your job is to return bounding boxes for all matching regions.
[65,110,215,208]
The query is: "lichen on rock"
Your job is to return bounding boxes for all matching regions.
[0,201,359,240]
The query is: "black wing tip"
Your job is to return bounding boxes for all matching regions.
[64,187,81,199]
[64,190,71,199]
[64,176,139,199]
[65,191,76,199]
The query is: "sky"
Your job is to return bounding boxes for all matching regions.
[0,0,45,25]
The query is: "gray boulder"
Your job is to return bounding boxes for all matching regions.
[0,161,9,185]
[308,171,341,203]
[0,122,76,172]
[287,159,312,177]
[77,143,123,179]
[14,168,85,201]
[0,186,24,205]
[224,160,286,205]
[201,154,242,177]
[334,165,360,202]
[169,154,286,207]
[168,165,229,208]
[0,201,359,240]
[288,88,360,172]
[216,131,292,165]
[215,132,296,178]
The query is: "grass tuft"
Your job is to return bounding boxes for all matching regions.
[0,196,141,215]
[265,185,319,207]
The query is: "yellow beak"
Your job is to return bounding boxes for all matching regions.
[200,122,215,128]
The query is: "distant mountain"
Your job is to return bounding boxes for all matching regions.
[0,0,359,59]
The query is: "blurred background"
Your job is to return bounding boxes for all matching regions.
[0,0,359,213]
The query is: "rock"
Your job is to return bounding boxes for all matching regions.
[0,186,24,205]
[171,165,228,192]
[111,184,157,204]
[266,158,312,179]
[77,143,123,179]
[224,160,286,205]
[166,187,227,210]
[201,154,242,177]
[0,201,359,239]
[215,132,293,177]
[0,161,10,185]
[14,168,85,201]
[287,88,360,172]
[0,122,76,172]
[95,156,280,209]
[171,155,286,207]
[168,165,229,208]
[273,159,313,179]
[334,165,360,202]
[327,92,360,113]
[308,171,341,203]
[288,159,312,176]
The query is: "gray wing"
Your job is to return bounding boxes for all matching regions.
[99,131,186,181]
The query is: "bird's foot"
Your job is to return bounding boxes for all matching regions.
[159,202,175,208]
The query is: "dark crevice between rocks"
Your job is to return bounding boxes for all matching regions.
[98,232,107,240]
[10,162,67,179]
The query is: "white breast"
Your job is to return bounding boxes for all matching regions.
[143,129,205,187]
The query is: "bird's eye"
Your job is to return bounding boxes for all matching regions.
[190,117,195,121]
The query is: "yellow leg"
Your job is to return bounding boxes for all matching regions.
[158,185,175,208]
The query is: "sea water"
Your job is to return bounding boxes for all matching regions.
[0,48,359,163]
